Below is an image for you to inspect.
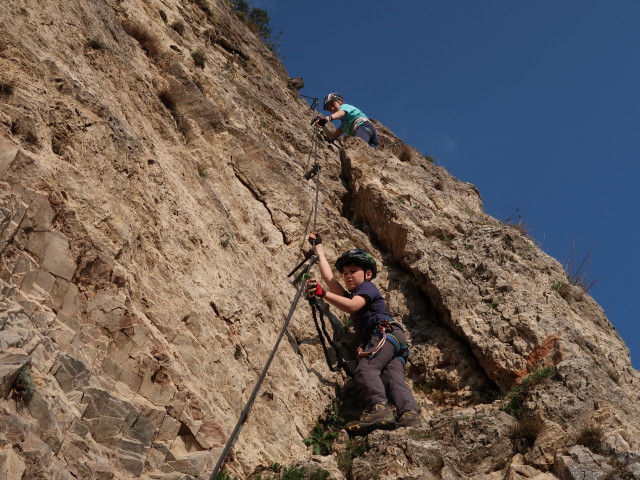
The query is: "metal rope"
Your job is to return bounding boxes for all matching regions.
[208,256,318,480]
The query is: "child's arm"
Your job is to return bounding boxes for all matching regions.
[322,125,343,142]
[308,233,343,295]
[314,110,345,142]
[319,290,366,315]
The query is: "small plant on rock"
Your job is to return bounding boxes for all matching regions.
[576,421,605,454]
[158,88,178,113]
[0,81,14,95]
[86,37,108,50]
[551,281,571,300]
[121,19,160,57]
[564,240,597,293]
[337,438,368,472]
[233,345,243,359]
[412,379,433,395]
[192,48,206,68]
[12,365,35,405]
[304,424,339,455]
[502,366,555,418]
[509,414,545,447]
[215,472,238,480]
[197,161,209,177]
[194,0,213,17]
[398,144,412,162]
[171,20,186,36]
[407,429,434,441]
[280,465,305,480]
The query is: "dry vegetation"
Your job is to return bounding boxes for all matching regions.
[121,19,160,58]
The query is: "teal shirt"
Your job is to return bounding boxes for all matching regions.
[339,104,368,136]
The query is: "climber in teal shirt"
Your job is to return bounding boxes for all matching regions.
[315,92,380,147]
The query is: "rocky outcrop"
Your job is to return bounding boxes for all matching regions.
[1,0,639,479]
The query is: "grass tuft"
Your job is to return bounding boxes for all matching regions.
[576,421,605,454]
[551,281,571,300]
[86,37,108,50]
[509,415,545,445]
[171,21,186,36]
[158,88,177,112]
[0,82,14,95]
[398,144,412,162]
[192,48,206,68]
[121,19,160,57]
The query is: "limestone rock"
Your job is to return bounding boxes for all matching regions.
[0,0,638,478]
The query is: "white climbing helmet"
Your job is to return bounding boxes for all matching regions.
[323,92,343,110]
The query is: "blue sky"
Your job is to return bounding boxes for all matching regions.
[254,1,640,368]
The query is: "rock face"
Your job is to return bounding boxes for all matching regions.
[0,1,639,479]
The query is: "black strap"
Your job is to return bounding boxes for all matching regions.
[309,298,346,373]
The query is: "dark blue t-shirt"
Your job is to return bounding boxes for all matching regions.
[345,281,392,341]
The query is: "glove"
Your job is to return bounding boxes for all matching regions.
[308,233,322,245]
[316,117,328,127]
[313,284,326,298]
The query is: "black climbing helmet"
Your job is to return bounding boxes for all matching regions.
[335,249,377,279]
[323,92,344,110]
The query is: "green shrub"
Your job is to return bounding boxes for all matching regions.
[309,469,330,480]
[337,438,367,472]
[197,161,209,177]
[303,423,339,455]
[412,379,432,395]
[234,345,243,359]
[502,366,555,418]
[280,466,305,480]
[215,473,239,480]
[422,153,436,164]
[228,0,281,55]
[12,366,35,404]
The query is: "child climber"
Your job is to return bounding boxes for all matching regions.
[314,92,380,147]
[306,233,421,434]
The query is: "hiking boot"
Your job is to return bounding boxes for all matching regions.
[396,410,422,429]
[345,403,396,435]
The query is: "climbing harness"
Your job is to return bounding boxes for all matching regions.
[357,319,410,366]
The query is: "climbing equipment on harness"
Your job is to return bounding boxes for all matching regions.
[335,249,378,279]
[357,319,410,365]
[323,92,343,110]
